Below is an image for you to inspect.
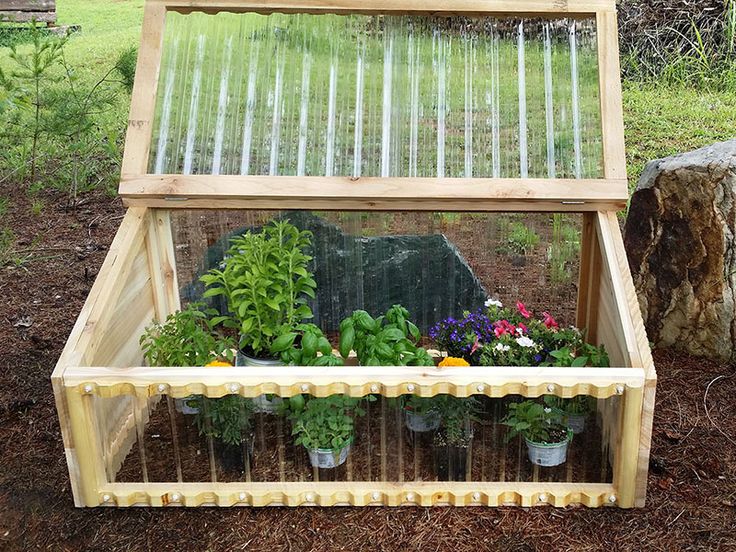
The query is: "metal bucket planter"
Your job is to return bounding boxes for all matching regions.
[215,434,254,475]
[525,430,573,467]
[404,408,441,432]
[236,351,283,413]
[306,440,352,469]
[175,395,200,414]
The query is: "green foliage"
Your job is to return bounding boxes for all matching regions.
[502,400,568,444]
[541,343,609,368]
[289,394,370,451]
[270,323,343,367]
[338,305,433,366]
[0,228,16,267]
[543,395,591,416]
[434,396,481,445]
[196,395,254,446]
[548,214,580,284]
[502,222,540,255]
[139,303,235,367]
[114,46,138,94]
[402,395,440,417]
[201,220,316,357]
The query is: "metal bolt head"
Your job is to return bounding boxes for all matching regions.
[476,384,485,393]
[228,383,239,393]
[239,492,247,501]
[472,492,480,501]
[157,384,166,393]
[370,384,379,393]
[608,494,617,504]
[301,384,309,393]
[538,493,548,503]
[406,493,415,502]
[616,385,625,395]
[406,384,415,392]
[547,384,555,393]
[170,492,181,502]
[83,384,93,394]
[102,494,112,503]
[305,493,315,502]
[371,491,381,501]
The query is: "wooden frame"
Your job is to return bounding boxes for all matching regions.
[54,0,656,510]
[119,0,629,212]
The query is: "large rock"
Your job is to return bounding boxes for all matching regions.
[182,211,488,333]
[625,140,736,360]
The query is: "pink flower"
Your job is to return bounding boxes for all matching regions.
[470,337,481,355]
[542,311,559,330]
[518,322,528,334]
[516,301,532,319]
[494,326,507,338]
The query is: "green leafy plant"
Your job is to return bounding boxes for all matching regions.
[140,303,235,367]
[201,220,316,358]
[504,222,540,255]
[402,395,440,417]
[270,323,343,367]
[290,395,369,452]
[338,305,433,366]
[434,396,481,446]
[542,343,609,368]
[543,395,591,416]
[196,395,254,446]
[502,400,569,445]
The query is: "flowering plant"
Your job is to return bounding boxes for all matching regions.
[430,299,608,368]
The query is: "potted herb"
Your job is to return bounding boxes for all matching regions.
[139,303,234,414]
[202,220,317,412]
[196,394,255,473]
[432,396,480,481]
[270,323,343,367]
[201,219,317,365]
[289,395,368,469]
[402,396,441,432]
[339,305,434,366]
[502,400,573,467]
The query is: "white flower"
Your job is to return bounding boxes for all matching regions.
[485,298,503,308]
[494,343,510,353]
[516,327,524,336]
[516,336,535,348]
[544,407,552,414]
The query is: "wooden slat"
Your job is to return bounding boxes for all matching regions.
[0,11,56,22]
[100,481,617,507]
[597,11,627,181]
[1,0,55,8]
[119,175,629,212]
[121,2,167,176]
[153,0,615,15]
[63,364,645,400]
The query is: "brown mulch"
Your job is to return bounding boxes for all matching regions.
[1,185,735,551]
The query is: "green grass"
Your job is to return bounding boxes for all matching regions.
[623,82,736,189]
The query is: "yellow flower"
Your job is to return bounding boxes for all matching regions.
[205,360,232,367]
[438,357,470,367]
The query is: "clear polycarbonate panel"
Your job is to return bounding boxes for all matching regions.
[102,392,619,485]
[149,12,603,179]
[171,210,583,333]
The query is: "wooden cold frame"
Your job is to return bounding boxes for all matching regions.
[53,0,656,510]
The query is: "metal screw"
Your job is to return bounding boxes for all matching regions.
[406,493,415,502]
[170,492,181,502]
[547,384,555,393]
[608,495,617,504]
[370,384,379,393]
[228,383,239,393]
[239,492,247,501]
[406,384,415,392]
[616,385,625,395]
[538,493,548,503]
[83,384,93,394]
[301,384,309,392]
[472,492,480,501]
[305,493,315,502]
[102,494,112,503]
[476,384,485,393]
[157,384,166,393]
[371,491,381,501]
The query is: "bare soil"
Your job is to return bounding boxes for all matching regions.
[1,186,735,551]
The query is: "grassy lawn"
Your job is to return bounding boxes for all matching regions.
[2,0,735,193]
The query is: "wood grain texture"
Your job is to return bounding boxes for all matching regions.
[119,175,629,212]
[0,10,56,22]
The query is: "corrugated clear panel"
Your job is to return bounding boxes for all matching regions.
[149,13,602,179]
[105,392,618,484]
[171,210,583,331]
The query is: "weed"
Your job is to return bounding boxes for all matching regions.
[548,214,580,284]
[503,222,540,256]
[0,227,16,267]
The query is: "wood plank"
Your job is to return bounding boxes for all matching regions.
[121,2,167,176]
[119,175,629,212]
[62,364,645,400]
[153,0,615,16]
[597,11,627,181]
[0,11,56,23]
[100,481,616,507]
[2,1,55,9]
[576,212,602,342]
